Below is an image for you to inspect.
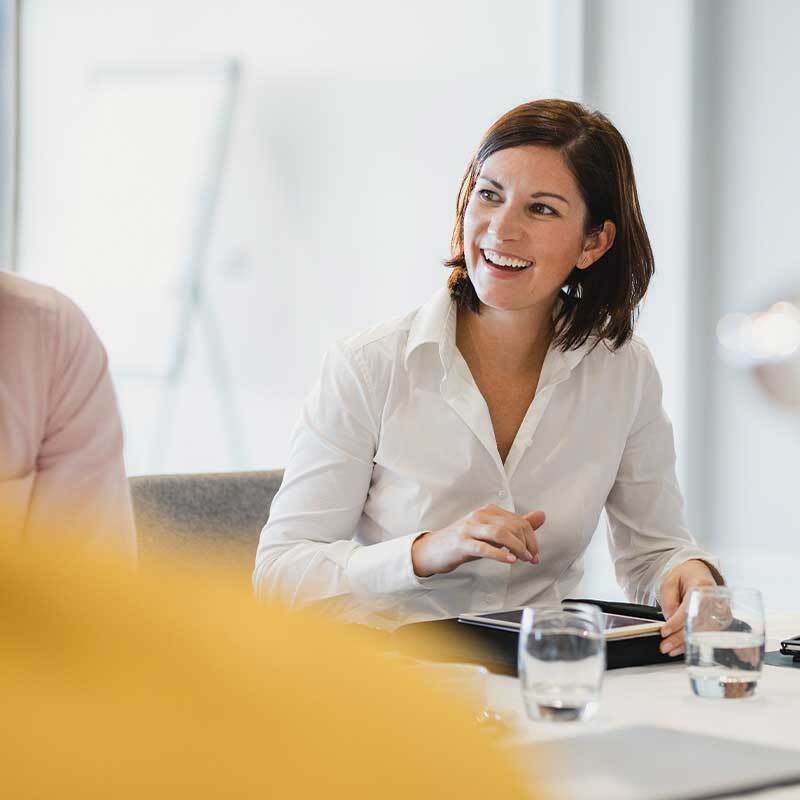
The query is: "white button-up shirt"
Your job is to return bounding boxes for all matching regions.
[253,287,719,630]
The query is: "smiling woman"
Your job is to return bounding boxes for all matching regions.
[254,99,722,657]
[446,98,652,352]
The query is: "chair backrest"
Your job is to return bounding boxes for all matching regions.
[130,470,284,575]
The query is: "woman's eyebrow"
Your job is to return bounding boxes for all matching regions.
[477,175,570,206]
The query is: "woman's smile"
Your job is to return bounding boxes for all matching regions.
[482,248,533,269]
[479,248,534,279]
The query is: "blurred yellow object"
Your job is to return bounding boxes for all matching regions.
[0,539,536,799]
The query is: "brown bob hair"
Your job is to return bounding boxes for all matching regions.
[444,99,654,351]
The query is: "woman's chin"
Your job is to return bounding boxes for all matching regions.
[469,273,562,314]
[472,281,533,312]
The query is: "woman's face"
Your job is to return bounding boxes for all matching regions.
[463,144,606,313]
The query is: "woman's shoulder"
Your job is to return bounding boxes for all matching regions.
[340,308,417,353]
[577,333,661,397]
[336,287,452,363]
[333,298,431,372]
[320,293,445,406]
[584,332,657,370]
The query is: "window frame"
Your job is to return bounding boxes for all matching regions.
[0,1,17,269]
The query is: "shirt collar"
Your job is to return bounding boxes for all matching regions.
[404,287,595,384]
[540,335,595,389]
[403,286,456,372]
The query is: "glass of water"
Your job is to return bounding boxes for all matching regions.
[685,586,765,699]
[518,603,605,722]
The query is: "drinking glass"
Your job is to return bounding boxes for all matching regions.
[685,586,765,699]
[518,603,605,722]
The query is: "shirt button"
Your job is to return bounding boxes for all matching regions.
[498,489,507,498]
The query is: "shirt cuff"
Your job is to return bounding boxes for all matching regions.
[345,532,434,596]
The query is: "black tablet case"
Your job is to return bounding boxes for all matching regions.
[390,599,678,675]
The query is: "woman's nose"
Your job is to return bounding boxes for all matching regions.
[487,204,524,241]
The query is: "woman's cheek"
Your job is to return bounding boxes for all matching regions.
[463,199,485,234]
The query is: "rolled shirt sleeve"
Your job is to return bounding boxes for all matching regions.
[604,344,722,607]
[253,341,430,610]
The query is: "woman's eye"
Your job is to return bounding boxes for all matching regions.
[531,203,557,216]
[477,189,499,201]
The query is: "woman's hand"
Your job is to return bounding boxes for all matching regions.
[411,504,546,578]
[658,559,720,656]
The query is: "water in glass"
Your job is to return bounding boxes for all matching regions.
[686,630,764,699]
[518,605,605,722]
[684,586,765,699]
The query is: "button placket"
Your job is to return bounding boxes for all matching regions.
[504,384,557,479]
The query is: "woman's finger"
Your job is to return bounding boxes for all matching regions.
[519,523,540,564]
[469,507,545,563]
[474,524,532,561]
[522,511,544,563]
[468,538,518,564]
[660,629,685,656]
[523,510,546,530]
[661,595,689,638]
[660,580,682,623]
[660,595,690,654]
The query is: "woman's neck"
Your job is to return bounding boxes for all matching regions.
[456,299,556,377]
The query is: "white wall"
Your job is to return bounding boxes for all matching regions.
[573,1,694,600]
[697,0,800,610]
[18,0,559,474]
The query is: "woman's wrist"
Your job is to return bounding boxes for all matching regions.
[692,558,725,587]
[411,531,435,578]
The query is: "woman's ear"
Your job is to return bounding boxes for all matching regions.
[577,220,616,270]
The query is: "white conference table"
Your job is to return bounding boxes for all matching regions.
[486,612,800,799]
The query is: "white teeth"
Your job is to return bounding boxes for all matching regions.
[483,249,531,269]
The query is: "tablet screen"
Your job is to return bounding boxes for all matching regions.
[475,609,654,630]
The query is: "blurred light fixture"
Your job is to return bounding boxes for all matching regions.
[718,293,800,408]
[717,302,800,364]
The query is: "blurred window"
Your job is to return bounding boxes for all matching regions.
[0,0,16,266]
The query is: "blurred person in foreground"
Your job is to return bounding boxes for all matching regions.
[0,532,533,799]
[0,270,135,556]
[254,99,723,658]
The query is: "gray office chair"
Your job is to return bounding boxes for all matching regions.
[130,470,284,575]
